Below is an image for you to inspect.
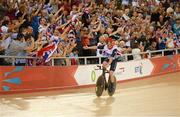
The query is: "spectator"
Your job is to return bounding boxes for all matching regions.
[172,16,180,36]
[131,42,142,60]
[0,0,179,66]
[146,41,157,51]
[69,47,79,65]
[5,33,34,65]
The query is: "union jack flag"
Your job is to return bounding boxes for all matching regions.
[27,40,59,66]
[37,39,59,63]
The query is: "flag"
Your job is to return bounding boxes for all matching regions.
[27,39,59,66]
[37,40,59,63]
[27,29,60,66]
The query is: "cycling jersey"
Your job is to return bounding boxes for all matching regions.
[98,45,122,59]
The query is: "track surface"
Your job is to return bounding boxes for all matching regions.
[0,72,180,117]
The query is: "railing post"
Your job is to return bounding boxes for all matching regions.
[175,49,178,55]
[84,57,87,65]
[125,55,128,62]
[162,50,164,56]
[148,52,151,58]
[52,58,54,66]
[12,58,15,66]
[99,57,101,64]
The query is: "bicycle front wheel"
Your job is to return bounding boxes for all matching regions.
[95,75,105,97]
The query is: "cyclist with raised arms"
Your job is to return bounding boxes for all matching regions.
[97,37,121,93]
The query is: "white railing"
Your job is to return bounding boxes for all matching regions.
[0,48,180,66]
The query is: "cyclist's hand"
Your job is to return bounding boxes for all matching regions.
[102,63,109,69]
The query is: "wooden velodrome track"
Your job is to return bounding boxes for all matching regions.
[0,72,180,117]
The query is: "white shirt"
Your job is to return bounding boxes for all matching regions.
[122,0,129,5]
[1,26,8,33]
[38,25,47,34]
[132,0,139,7]
[50,35,59,41]
[123,14,130,21]
[1,37,12,49]
[132,48,142,60]
[101,45,121,59]
[38,25,48,44]
[96,43,104,57]
[167,38,174,48]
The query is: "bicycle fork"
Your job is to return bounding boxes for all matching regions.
[102,70,108,91]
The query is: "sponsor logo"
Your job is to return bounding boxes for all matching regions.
[114,67,125,75]
[119,67,125,72]
[135,63,143,74]
[91,70,96,82]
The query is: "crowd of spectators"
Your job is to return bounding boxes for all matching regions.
[0,0,180,66]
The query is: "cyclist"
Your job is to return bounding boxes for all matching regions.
[97,37,121,92]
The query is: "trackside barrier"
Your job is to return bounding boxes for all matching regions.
[51,48,180,66]
[0,49,180,94]
[0,48,180,66]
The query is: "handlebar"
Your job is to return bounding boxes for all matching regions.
[94,65,109,73]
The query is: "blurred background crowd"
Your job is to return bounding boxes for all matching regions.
[0,0,180,66]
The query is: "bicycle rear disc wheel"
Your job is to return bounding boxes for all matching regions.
[95,75,105,97]
[107,76,117,96]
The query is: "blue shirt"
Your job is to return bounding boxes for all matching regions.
[173,23,180,36]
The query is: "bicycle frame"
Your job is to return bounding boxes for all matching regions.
[97,65,109,79]
[96,65,109,89]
